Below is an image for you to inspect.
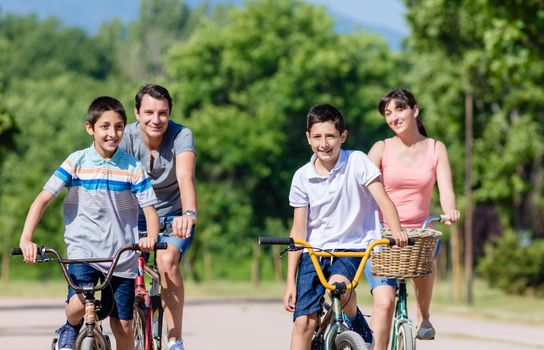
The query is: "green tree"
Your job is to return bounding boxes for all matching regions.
[110,0,204,80]
[166,0,401,278]
[0,14,115,85]
[404,0,544,238]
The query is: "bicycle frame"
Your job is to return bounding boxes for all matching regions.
[11,243,164,350]
[134,250,166,350]
[259,237,399,350]
[390,280,411,350]
[389,214,446,350]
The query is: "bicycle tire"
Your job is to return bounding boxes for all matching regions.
[395,323,414,350]
[334,330,369,350]
[133,305,148,350]
[75,328,109,350]
[149,303,168,350]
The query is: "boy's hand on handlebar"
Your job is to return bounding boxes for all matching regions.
[19,239,38,263]
[138,236,157,253]
[392,230,408,247]
[443,210,461,225]
[171,215,195,238]
[283,283,297,313]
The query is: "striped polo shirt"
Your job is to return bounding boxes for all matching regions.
[44,144,157,278]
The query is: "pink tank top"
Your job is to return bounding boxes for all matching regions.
[381,138,437,228]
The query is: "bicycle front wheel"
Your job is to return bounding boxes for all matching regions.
[133,306,148,350]
[334,330,369,350]
[78,335,107,350]
[76,327,109,350]
[395,323,414,350]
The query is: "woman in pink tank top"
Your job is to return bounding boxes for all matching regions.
[368,88,460,344]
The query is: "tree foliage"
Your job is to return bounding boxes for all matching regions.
[404,0,544,238]
[165,0,401,277]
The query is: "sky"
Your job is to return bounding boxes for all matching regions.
[306,0,408,35]
[0,0,409,48]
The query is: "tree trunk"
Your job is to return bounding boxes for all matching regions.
[449,225,463,302]
[251,243,261,288]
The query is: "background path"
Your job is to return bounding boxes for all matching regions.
[1,298,543,349]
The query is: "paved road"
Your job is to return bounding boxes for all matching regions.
[1,298,543,349]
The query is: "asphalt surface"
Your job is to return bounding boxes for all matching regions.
[1,298,543,349]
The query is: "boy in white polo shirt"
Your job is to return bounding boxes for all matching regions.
[283,104,406,350]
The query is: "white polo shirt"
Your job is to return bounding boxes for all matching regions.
[289,149,382,250]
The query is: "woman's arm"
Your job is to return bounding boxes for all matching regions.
[435,141,460,224]
[368,140,385,168]
[367,178,407,246]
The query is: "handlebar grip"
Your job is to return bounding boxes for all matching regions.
[386,238,417,246]
[130,242,168,251]
[258,237,291,245]
[155,242,168,250]
[10,248,23,255]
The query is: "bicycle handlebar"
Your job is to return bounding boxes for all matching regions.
[422,214,448,229]
[11,242,168,293]
[258,237,292,245]
[258,236,416,248]
[10,242,168,257]
[258,236,416,291]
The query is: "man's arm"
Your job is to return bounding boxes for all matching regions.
[172,151,197,238]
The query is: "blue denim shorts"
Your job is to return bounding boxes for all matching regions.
[138,215,195,261]
[364,257,398,291]
[294,251,365,320]
[66,263,135,320]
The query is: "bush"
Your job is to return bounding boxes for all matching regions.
[478,230,544,295]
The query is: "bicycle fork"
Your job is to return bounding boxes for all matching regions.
[313,292,348,350]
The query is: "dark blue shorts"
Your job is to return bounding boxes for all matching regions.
[66,263,135,320]
[138,215,195,261]
[294,251,364,320]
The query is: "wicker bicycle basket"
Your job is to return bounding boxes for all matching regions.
[371,228,442,279]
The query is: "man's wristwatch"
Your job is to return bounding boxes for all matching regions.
[182,210,198,217]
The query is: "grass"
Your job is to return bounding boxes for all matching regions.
[2,277,543,325]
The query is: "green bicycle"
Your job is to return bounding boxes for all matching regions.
[372,215,444,350]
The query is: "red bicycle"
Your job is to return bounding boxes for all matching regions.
[133,244,169,350]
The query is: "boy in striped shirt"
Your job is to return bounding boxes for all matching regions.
[18,96,160,350]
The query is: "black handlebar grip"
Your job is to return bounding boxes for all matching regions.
[387,238,417,246]
[258,237,291,245]
[10,248,23,255]
[155,242,168,250]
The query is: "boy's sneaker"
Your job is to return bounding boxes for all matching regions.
[344,308,374,348]
[55,321,81,350]
[416,320,436,340]
[167,339,185,350]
